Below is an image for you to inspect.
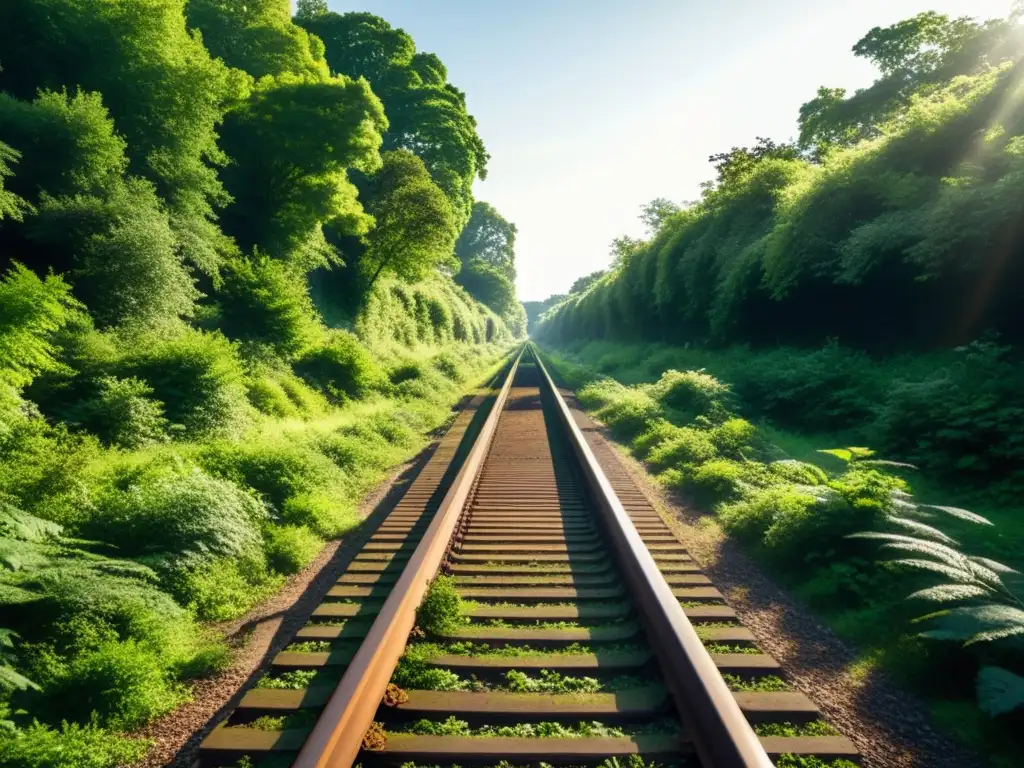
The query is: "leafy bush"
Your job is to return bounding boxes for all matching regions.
[294,329,384,402]
[117,329,250,438]
[587,387,661,439]
[645,369,731,423]
[647,427,717,470]
[169,555,278,621]
[198,439,355,536]
[873,338,1024,495]
[0,721,148,768]
[39,639,185,729]
[215,257,321,357]
[416,576,464,635]
[708,418,757,458]
[71,376,169,448]
[86,460,267,566]
[0,264,80,395]
[264,524,323,574]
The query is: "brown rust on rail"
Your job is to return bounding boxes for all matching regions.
[288,347,525,768]
[532,346,774,768]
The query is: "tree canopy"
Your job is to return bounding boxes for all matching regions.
[539,7,1024,353]
[296,10,489,227]
[455,202,518,280]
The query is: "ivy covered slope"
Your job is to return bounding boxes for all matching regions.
[0,1,521,765]
[534,9,1024,765]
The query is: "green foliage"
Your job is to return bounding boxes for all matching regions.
[71,376,169,449]
[645,369,731,424]
[0,721,148,768]
[417,576,466,635]
[186,0,330,81]
[391,658,466,692]
[455,202,517,280]
[0,142,29,222]
[255,669,319,690]
[218,71,384,266]
[264,524,323,574]
[503,669,602,694]
[359,150,460,287]
[214,257,321,357]
[117,329,250,438]
[299,10,488,226]
[774,757,858,768]
[294,330,385,402]
[0,0,242,274]
[0,265,80,395]
[39,639,185,730]
[198,438,355,536]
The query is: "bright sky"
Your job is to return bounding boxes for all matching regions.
[328,0,1015,301]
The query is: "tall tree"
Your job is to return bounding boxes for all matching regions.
[455,202,517,280]
[186,0,330,80]
[640,198,681,235]
[0,0,244,274]
[798,12,1024,154]
[296,11,489,227]
[359,150,459,288]
[217,74,387,269]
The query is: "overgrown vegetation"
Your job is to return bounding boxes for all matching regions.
[538,345,1024,764]
[0,1,521,764]
[538,11,1024,354]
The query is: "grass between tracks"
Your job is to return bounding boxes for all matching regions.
[536,341,1023,766]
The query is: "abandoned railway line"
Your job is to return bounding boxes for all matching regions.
[197,347,859,768]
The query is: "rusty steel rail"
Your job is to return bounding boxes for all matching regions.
[532,345,773,768]
[290,347,525,768]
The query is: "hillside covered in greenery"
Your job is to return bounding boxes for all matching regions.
[0,1,521,764]
[537,8,1024,764]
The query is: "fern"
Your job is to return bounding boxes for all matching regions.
[857,496,1024,715]
[0,500,63,542]
[976,666,1024,716]
[0,627,38,694]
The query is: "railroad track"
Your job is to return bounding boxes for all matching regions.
[198,347,859,768]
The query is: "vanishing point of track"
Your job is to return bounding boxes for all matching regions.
[198,347,860,768]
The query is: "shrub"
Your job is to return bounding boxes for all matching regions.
[86,460,267,566]
[688,459,748,502]
[72,376,168,448]
[264,524,323,574]
[198,440,355,536]
[294,330,384,402]
[431,352,463,382]
[389,360,425,385]
[117,329,249,438]
[215,257,321,357]
[645,369,731,423]
[708,418,757,458]
[245,375,299,418]
[630,420,683,459]
[168,555,278,621]
[593,390,661,439]
[417,576,464,635]
[39,640,184,730]
[16,567,195,663]
[647,427,717,470]
[0,721,149,768]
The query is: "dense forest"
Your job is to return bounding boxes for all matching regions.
[0,1,521,764]
[537,8,1024,764]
